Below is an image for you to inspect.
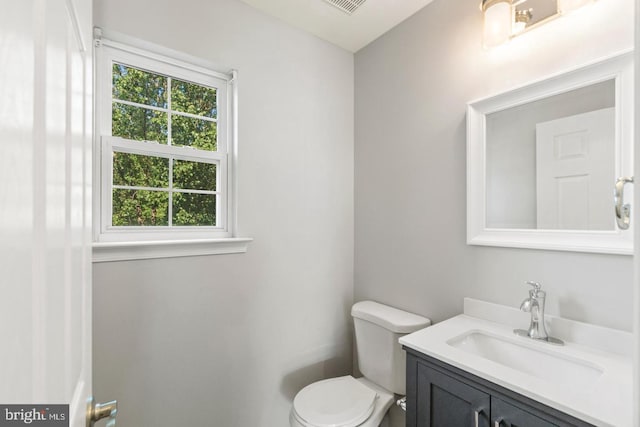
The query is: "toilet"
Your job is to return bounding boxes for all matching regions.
[290,301,431,427]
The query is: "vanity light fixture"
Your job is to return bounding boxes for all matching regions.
[481,0,595,48]
[481,0,513,48]
[557,0,595,13]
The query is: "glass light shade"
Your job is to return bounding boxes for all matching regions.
[558,0,593,14]
[483,1,512,48]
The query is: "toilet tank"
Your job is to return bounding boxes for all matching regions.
[351,301,431,395]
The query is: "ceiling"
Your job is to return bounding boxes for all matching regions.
[238,0,436,52]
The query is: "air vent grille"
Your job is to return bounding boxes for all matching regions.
[323,0,366,15]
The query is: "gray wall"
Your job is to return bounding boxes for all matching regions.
[355,0,634,343]
[93,0,354,425]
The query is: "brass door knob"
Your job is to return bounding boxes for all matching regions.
[87,397,117,427]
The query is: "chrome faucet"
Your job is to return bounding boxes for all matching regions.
[514,281,563,345]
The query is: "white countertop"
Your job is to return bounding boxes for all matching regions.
[399,300,632,427]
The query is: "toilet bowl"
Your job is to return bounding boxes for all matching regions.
[289,376,393,427]
[289,301,431,427]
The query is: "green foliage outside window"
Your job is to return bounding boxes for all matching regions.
[111,63,218,227]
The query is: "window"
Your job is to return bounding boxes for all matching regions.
[94,35,249,260]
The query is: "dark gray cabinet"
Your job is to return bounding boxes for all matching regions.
[405,349,594,427]
[416,362,490,427]
[492,398,556,427]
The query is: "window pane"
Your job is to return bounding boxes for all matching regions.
[112,63,167,108]
[112,103,168,144]
[173,193,216,226]
[171,114,217,150]
[113,152,169,188]
[171,78,217,118]
[112,189,168,226]
[173,160,216,191]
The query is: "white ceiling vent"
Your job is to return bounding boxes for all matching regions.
[323,0,366,15]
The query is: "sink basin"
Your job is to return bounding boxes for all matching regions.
[447,330,603,389]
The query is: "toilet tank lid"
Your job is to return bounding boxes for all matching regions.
[351,301,431,333]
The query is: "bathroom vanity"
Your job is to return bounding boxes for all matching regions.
[400,299,632,427]
[405,350,592,426]
[441,48,636,427]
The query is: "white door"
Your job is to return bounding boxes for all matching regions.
[536,108,615,230]
[634,0,640,423]
[0,0,95,425]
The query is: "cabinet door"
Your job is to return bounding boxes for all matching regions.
[493,398,558,427]
[416,361,491,427]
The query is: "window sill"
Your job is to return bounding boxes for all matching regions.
[92,237,253,262]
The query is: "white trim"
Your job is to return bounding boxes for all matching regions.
[92,238,253,262]
[64,0,86,53]
[633,2,640,424]
[229,70,239,236]
[106,136,223,161]
[112,185,218,196]
[113,99,219,123]
[95,28,232,81]
[467,49,634,106]
[467,230,633,255]
[467,51,634,254]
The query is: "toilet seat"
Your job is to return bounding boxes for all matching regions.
[292,375,378,427]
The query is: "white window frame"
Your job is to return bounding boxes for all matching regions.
[93,32,250,261]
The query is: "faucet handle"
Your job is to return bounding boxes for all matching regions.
[525,281,541,294]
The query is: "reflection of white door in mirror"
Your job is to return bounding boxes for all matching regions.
[536,108,615,230]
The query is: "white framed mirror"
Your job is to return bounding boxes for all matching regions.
[467,51,634,254]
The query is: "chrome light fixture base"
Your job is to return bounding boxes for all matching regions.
[481,0,596,48]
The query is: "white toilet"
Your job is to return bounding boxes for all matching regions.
[290,301,431,427]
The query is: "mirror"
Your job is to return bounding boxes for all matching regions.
[467,52,633,254]
[486,80,615,230]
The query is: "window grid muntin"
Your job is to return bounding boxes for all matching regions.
[111,62,219,150]
[111,99,219,123]
[112,61,219,119]
[106,137,221,230]
[167,76,173,221]
[108,60,221,225]
[112,185,218,196]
